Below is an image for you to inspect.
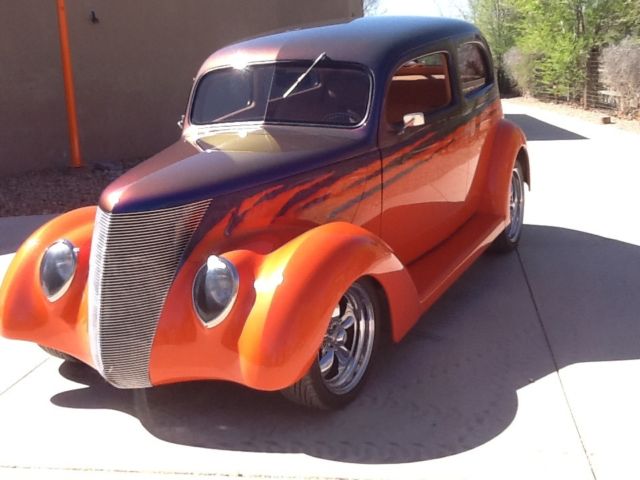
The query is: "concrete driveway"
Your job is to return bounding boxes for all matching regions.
[0,101,638,480]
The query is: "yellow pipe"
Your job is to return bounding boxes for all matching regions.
[56,0,83,168]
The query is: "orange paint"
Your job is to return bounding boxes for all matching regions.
[0,110,526,389]
[0,105,526,391]
[0,16,530,394]
[379,99,504,264]
[0,207,96,364]
[149,222,419,390]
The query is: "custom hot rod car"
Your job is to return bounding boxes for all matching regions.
[0,17,528,409]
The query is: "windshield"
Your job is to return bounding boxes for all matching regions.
[190,60,371,128]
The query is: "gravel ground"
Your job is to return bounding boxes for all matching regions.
[0,160,142,217]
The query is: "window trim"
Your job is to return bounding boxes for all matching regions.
[380,50,456,135]
[187,60,374,130]
[456,40,494,98]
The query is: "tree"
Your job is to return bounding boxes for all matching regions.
[468,0,521,60]
[503,46,537,95]
[601,37,640,117]
[513,0,588,100]
[363,0,386,16]
[468,0,523,92]
[489,0,640,104]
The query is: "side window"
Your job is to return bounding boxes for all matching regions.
[457,42,491,95]
[385,52,452,126]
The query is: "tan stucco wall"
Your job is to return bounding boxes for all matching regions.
[0,0,363,176]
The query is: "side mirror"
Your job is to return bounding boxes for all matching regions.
[177,115,185,130]
[403,112,425,129]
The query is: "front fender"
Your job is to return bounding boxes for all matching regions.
[150,222,419,390]
[0,207,96,365]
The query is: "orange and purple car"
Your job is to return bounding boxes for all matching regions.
[0,17,529,409]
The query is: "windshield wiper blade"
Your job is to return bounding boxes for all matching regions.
[282,52,327,98]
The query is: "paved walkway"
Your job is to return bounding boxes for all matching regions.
[0,101,638,479]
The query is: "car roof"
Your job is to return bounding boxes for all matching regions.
[198,16,479,75]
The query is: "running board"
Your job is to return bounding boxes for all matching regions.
[407,213,505,312]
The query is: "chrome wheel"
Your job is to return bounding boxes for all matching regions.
[318,282,376,396]
[505,166,524,242]
[281,278,380,409]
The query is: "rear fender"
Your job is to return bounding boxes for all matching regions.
[479,119,528,218]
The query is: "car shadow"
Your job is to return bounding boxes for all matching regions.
[50,225,640,464]
[505,114,588,141]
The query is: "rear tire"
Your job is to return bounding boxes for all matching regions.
[282,278,381,409]
[39,345,79,363]
[492,160,525,253]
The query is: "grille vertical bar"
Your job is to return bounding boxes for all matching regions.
[88,200,211,388]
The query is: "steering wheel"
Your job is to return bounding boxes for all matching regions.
[322,110,362,125]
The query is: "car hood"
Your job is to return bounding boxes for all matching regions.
[100,125,371,214]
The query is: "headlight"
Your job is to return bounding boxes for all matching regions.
[193,255,239,327]
[40,239,78,302]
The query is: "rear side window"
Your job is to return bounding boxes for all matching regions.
[384,52,452,126]
[457,43,491,95]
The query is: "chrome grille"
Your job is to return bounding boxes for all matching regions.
[88,200,211,388]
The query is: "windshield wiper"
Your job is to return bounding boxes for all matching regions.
[282,52,327,98]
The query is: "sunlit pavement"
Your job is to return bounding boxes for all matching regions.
[0,101,639,480]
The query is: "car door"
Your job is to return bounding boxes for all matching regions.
[378,50,472,265]
[456,40,501,211]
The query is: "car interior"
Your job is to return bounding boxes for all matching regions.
[385,52,452,126]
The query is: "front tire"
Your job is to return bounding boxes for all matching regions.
[39,345,79,363]
[282,278,380,409]
[492,160,525,253]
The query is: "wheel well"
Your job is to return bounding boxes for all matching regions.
[517,147,531,189]
[363,275,393,343]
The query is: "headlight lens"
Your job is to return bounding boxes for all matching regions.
[193,255,239,327]
[40,239,78,302]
